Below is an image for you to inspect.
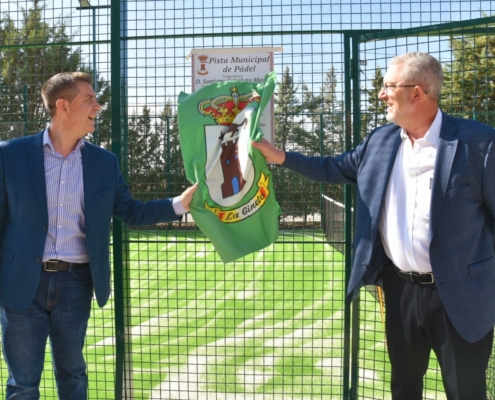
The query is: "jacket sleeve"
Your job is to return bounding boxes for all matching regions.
[483,134,495,221]
[281,133,373,185]
[110,154,180,226]
[0,145,7,241]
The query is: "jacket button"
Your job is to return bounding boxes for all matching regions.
[36,257,41,263]
[42,227,47,232]
[362,262,367,268]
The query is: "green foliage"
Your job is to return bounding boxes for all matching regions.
[442,33,495,126]
[320,66,345,156]
[273,66,345,226]
[273,67,314,226]
[361,67,388,139]
[274,67,303,152]
[0,0,110,140]
[124,102,187,203]
[158,101,188,198]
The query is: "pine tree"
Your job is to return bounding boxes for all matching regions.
[273,67,326,227]
[125,106,167,201]
[361,67,387,139]
[442,34,495,126]
[0,0,110,141]
[157,101,187,199]
[321,66,345,156]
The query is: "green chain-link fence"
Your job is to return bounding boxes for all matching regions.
[1,1,495,399]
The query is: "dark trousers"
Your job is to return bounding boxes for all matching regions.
[381,266,494,400]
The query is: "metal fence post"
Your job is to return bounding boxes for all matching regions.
[111,0,133,398]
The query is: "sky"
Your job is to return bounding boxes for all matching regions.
[1,0,495,111]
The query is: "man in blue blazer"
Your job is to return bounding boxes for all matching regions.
[0,72,197,399]
[253,52,495,399]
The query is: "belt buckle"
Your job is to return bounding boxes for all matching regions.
[424,272,435,284]
[43,261,59,272]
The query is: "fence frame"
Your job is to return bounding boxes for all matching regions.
[1,2,495,397]
[104,13,495,399]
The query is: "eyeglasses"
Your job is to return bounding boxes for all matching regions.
[381,84,427,95]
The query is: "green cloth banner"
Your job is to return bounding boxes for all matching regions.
[178,72,280,263]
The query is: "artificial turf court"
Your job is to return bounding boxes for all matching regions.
[0,229,458,399]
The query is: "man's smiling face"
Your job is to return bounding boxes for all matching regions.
[66,81,101,137]
[379,63,416,127]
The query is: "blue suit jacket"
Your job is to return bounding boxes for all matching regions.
[0,131,180,310]
[283,113,495,343]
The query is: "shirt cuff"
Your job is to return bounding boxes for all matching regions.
[172,196,188,216]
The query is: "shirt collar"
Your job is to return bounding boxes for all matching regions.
[399,108,442,146]
[43,127,85,153]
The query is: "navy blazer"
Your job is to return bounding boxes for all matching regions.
[283,112,495,343]
[0,131,180,310]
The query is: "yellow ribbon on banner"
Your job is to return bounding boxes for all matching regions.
[205,172,270,223]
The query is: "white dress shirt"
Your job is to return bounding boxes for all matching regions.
[379,109,442,273]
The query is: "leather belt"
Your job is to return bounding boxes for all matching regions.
[393,264,434,285]
[42,260,89,272]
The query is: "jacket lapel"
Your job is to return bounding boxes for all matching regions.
[429,113,458,241]
[28,131,48,225]
[81,143,93,219]
[370,126,403,235]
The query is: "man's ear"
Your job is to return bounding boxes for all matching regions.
[55,98,69,116]
[412,87,424,104]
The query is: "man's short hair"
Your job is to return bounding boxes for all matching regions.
[41,72,93,118]
[390,52,443,102]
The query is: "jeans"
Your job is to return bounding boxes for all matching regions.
[0,265,93,400]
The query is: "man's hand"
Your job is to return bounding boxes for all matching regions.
[251,139,286,165]
[180,183,198,212]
